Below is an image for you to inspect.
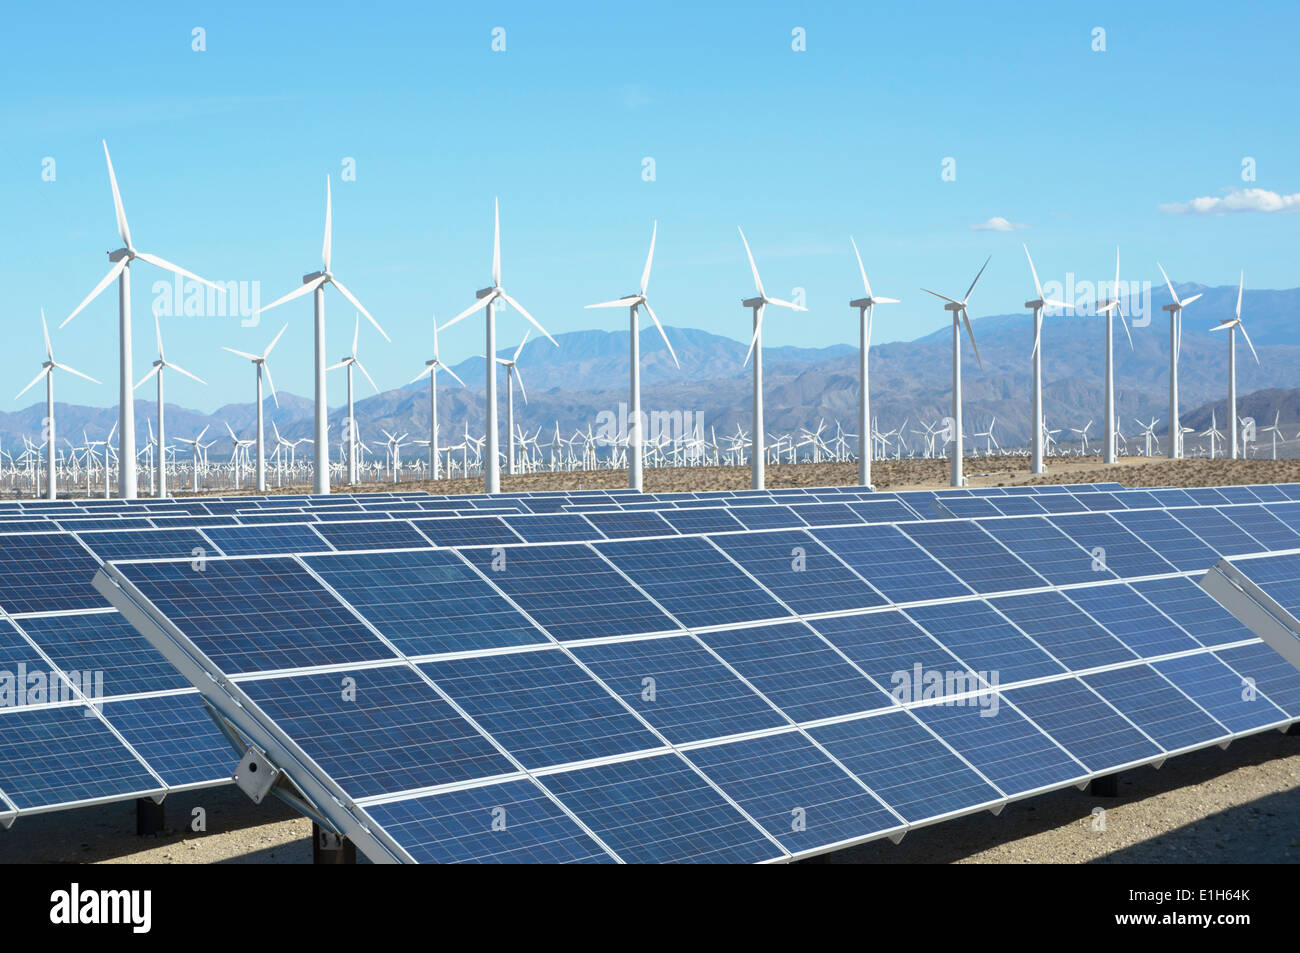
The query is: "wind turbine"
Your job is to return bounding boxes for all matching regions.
[327,314,381,484]
[847,237,899,488]
[738,227,806,490]
[584,221,680,492]
[921,256,990,487]
[1210,271,1259,460]
[1261,411,1284,460]
[134,314,205,498]
[438,199,556,494]
[407,319,465,481]
[61,141,222,499]
[1023,245,1071,474]
[1095,248,1134,464]
[221,323,287,492]
[1157,263,1203,460]
[15,310,100,501]
[256,176,388,494]
[496,332,534,476]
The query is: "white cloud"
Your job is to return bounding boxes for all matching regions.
[969,216,1027,232]
[1158,187,1300,215]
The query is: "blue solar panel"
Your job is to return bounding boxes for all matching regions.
[812,524,972,604]
[847,500,919,524]
[1152,654,1289,732]
[200,523,331,557]
[1216,505,1300,551]
[460,543,679,641]
[809,610,974,699]
[1002,678,1162,771]
[583,511,677,540]
[1169,508,1266,556]
[933,497,1004,520]
[0,704,160,809]
[1228,552,1300,618]
[686,731,900,852]
[1064,584,1201,657]
[1244,484,1290,503]
[571,636,785,743]
[113,557,396,674]
[1109,509,1221,572]
[313,519,431,552]
[538,753,781,863]
[910,700,1086,796]
[412,516,523,548]
[238,664,513,799]
[599,536,789,629]
[303,549,546,656]
[1048,513,1176,579]
[898,521,1046,595]
[730,505,806,530]
[905,601,1067,683]
[988,591,1137,670]
[977,517,1111,586]
[988,496,1049,517]
[0,533,106,614]
[363,779,614,863]
[420,650,662,769]
[1215,485,1263,505]
[77,528,217,562]
[700,622,892,722]
[101,693,236,787]
[1214,642,1300,718]
[504,514,603,543]
[707,529,886,615]
[1184,487,1231,506]
[1129,576,1257,648]
[16,611,190,697]
[786,503,862,527]
[659,508,746,535]
[809,711,1002,821]
[1082,664,1227,751]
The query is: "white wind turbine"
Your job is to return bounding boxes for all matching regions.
[1022,245,1071,474]
[1157,263,1203,460]
[738,227,806,490]
[497,331,533,476]
[848,237,899,488]
[407,318,465,481]
[585,221,680,492]
[15,310,100,501]
[61,141,222,499]
[1210,271,1259,460]
[922,256,991,487]
[256,176,388,494]
[438,199,556,494]
[1094,248,1134,464]
[134,314,205,498]
[221,323,287,492]
[327,314,381,485]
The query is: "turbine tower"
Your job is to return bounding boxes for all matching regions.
[922,257,990,487]
[327,314,380,484]
[407,319,464,481]
[15,310,99,501]
[585,221,680,492]
[1095,248,1134,464]
[847,237,899,489]
[1157,263,1202,459]
[135,314,206,498]
[439,199,556,494]
[1022,245,1070,474]
[256,176,388,494]
[221,324,288,492]
[1210,271,1259,460]
[62,141,221,499]
[738,227,806,490]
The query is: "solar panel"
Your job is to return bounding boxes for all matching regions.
[504,514,603,543]
[707,529,887,615]
[1128,576,1257,648]
[897,521,1047,595]
[583,511,678,540]
[1080,664,1228,751]
[811,524,972,604]
[1064,584,1201,657]
[988,591,1138,670]
[659,508,746,536]
[1109,509,1221,572]
[99,693,236,787]
[904,601,1067,683]
[1001,678,1162,773]
[1168,508,1266,556]
[77,528,217,562]
[0,533,106,614]
[201,522,331,557]
[1214,642,1300,717]
[1150,654,1289,732]
[977,516,1110,585]
[1215,505,1300,551]
[313,519,431,552]
[1049,513,1176,579]
[730,505,807,531]
[412,516,523,548]
[15,611,191,697]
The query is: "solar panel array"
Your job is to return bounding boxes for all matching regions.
[88,483,1300,862]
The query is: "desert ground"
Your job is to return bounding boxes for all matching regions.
[4,455,1298,865]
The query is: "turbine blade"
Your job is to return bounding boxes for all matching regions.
[765,297,805,311]
[1118,305,1134,350]
[258,275,325,315]
[585,296,639,309]
[850,235,872,297]
[262,359,279,408]
[1180,292,1202,307]
[322,175,332,272]
[920,288,959,305]
[102,141,132,249]
[15,368,47,401]
[1023,243,1044,299]
[41,309,52,361]
[406,365,431,386]
[353,313,360,357]
[743,304,766,367]
[331,278,390,342]
[640,220,657,296]
[168,362,206,385]
[1239,320,1260,364]
[442,361,466,387]
[264,321,289,358]
[514,367,528,405]
[62,259,127,327]
[737,226,765,298]
[961,308,982,369]
[221,347,260,360]
[643,300,680,369]
[1157,262,1181,307]
[353,358,379,394]
[441,294,490,332]
[134,366,160,390]
[134,252,221,291]
[1236,270,1244,320]
[499,291,557,346]
[492,198,501,287]
[56,362,100,385]
[513,329,530,363]
[963,254,992,303]
[872,296,900,304]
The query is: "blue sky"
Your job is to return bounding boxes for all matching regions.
[2,0,1297,412]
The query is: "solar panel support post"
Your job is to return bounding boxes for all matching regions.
[312,823,356,864]
[1087,774,1120,798]
[136,796,164,836]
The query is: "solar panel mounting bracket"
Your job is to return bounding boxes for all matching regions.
[234,746,281,805]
